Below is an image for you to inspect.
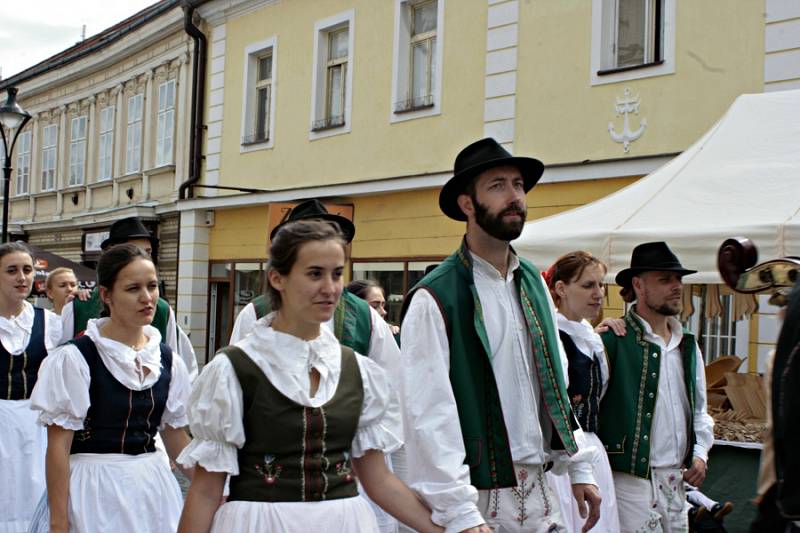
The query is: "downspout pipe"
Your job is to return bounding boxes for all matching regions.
[179,0,207,200]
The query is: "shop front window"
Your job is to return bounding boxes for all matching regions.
[207,260,267,362]
[351,258,442,325]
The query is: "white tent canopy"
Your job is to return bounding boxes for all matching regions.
[514,90,800,284]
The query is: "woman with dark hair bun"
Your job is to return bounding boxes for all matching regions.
[0,242,64,532]
[29,243,193,533]
[542,251,621,533]
[178,219,441,533]
[347,279,400,335]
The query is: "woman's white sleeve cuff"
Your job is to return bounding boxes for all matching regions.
[36,412,84,431]
[350,422,404,458]
[176,439,240,475]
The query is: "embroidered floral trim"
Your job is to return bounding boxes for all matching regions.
[489,487,500,519]
[336,451,354,482]
[510,467,534,525]
[255,454,283,485]
[536,468,552,517]
[74,416,92,442]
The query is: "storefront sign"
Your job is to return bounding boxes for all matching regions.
[267,202,354,245]
[84,231,109,252]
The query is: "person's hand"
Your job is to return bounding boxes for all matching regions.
[75,289,92,302]
[683,456,707,487]
[459,525,492,533]
[572,483,601,532]
[389,324,400,335]
[594,317,625,336]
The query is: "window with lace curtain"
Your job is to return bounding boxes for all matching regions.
[15,131,31,195]
[590,0,675,85]
[241,37,277,150]
[391,0,443,121]
[69,116,87,186]
[310,11,353,139]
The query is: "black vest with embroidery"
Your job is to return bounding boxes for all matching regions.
[70,335,172,455]
[0,307,47,400]
[224,345,364,502]
[559,330,602,433]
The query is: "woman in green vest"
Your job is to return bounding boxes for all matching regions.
[177,219,441,533]
[542,251,621,532]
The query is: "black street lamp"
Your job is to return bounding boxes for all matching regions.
[0,87,32,243]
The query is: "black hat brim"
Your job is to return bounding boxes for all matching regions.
[101,234,159,251]
[615,266,698,288]
[439,156,544,221]
[270,213,356,243]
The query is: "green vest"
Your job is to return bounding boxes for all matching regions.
[598,309,698,479]
[251,291,372,356]
[224,345,363,502]
[73,288,170,341]
[402,239,578,489]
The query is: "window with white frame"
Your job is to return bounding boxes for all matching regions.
[391,0,444,120]
[243,49,274,145]
[15,131,31,195]
[69,116,87,186]
[156,80,175,166]
[310,12,354,136]
[323,28,348,129]
[125,93,143,174]
[98,106,114,181]
[590,0,675,85]
[41,124,58,191]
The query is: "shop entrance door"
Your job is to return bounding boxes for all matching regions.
[207,281,231,363]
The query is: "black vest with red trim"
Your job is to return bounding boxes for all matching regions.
[70,335,172,455]
[0,307,47,400]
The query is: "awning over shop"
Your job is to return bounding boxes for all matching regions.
[29,245,96,295]
[514,90,800,284]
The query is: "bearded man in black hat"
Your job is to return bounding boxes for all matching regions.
[228,198,403,533]
[598,242,714,532]
[399,138,601,533]
[61,216,198,381]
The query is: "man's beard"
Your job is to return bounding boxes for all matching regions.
[644,290,682,316]
[472,196,527,241]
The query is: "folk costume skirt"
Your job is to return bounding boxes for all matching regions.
[209,495,379,533]
[546,431,620,533]
[28,451,182,533]
[0,399,46,533]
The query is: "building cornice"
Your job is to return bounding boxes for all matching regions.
[197,0,280,26]
[11,9,187,101]
[177,153,678,212]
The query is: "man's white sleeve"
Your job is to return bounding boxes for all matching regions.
[400,290,485,533]
[692,342,715,463]
[229,303,257,345]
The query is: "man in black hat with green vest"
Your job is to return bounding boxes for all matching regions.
[228,198,403,533]
[399,138,601,533]
[598,241,714,532]
[61,216,198,381]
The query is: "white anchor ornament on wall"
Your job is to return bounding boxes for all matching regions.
[608,88,647,153]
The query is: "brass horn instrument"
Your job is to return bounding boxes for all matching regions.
[717,237,800,306]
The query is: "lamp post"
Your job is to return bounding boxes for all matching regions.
[0,87,32,243]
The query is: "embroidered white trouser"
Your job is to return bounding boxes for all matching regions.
[477,464,567,533]
[613,468,689,533]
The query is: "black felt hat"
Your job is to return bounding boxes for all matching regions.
[439,137,544,221]
[615,241,697,288]
[270,199,355,242]
[100,217,159,250]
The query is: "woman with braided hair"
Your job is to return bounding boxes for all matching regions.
[0,242,64,533]
[177,219,441,533]
[543,251,621,533]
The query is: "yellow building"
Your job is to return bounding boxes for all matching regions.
[0,0,195,302]
[174,0,769,364]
